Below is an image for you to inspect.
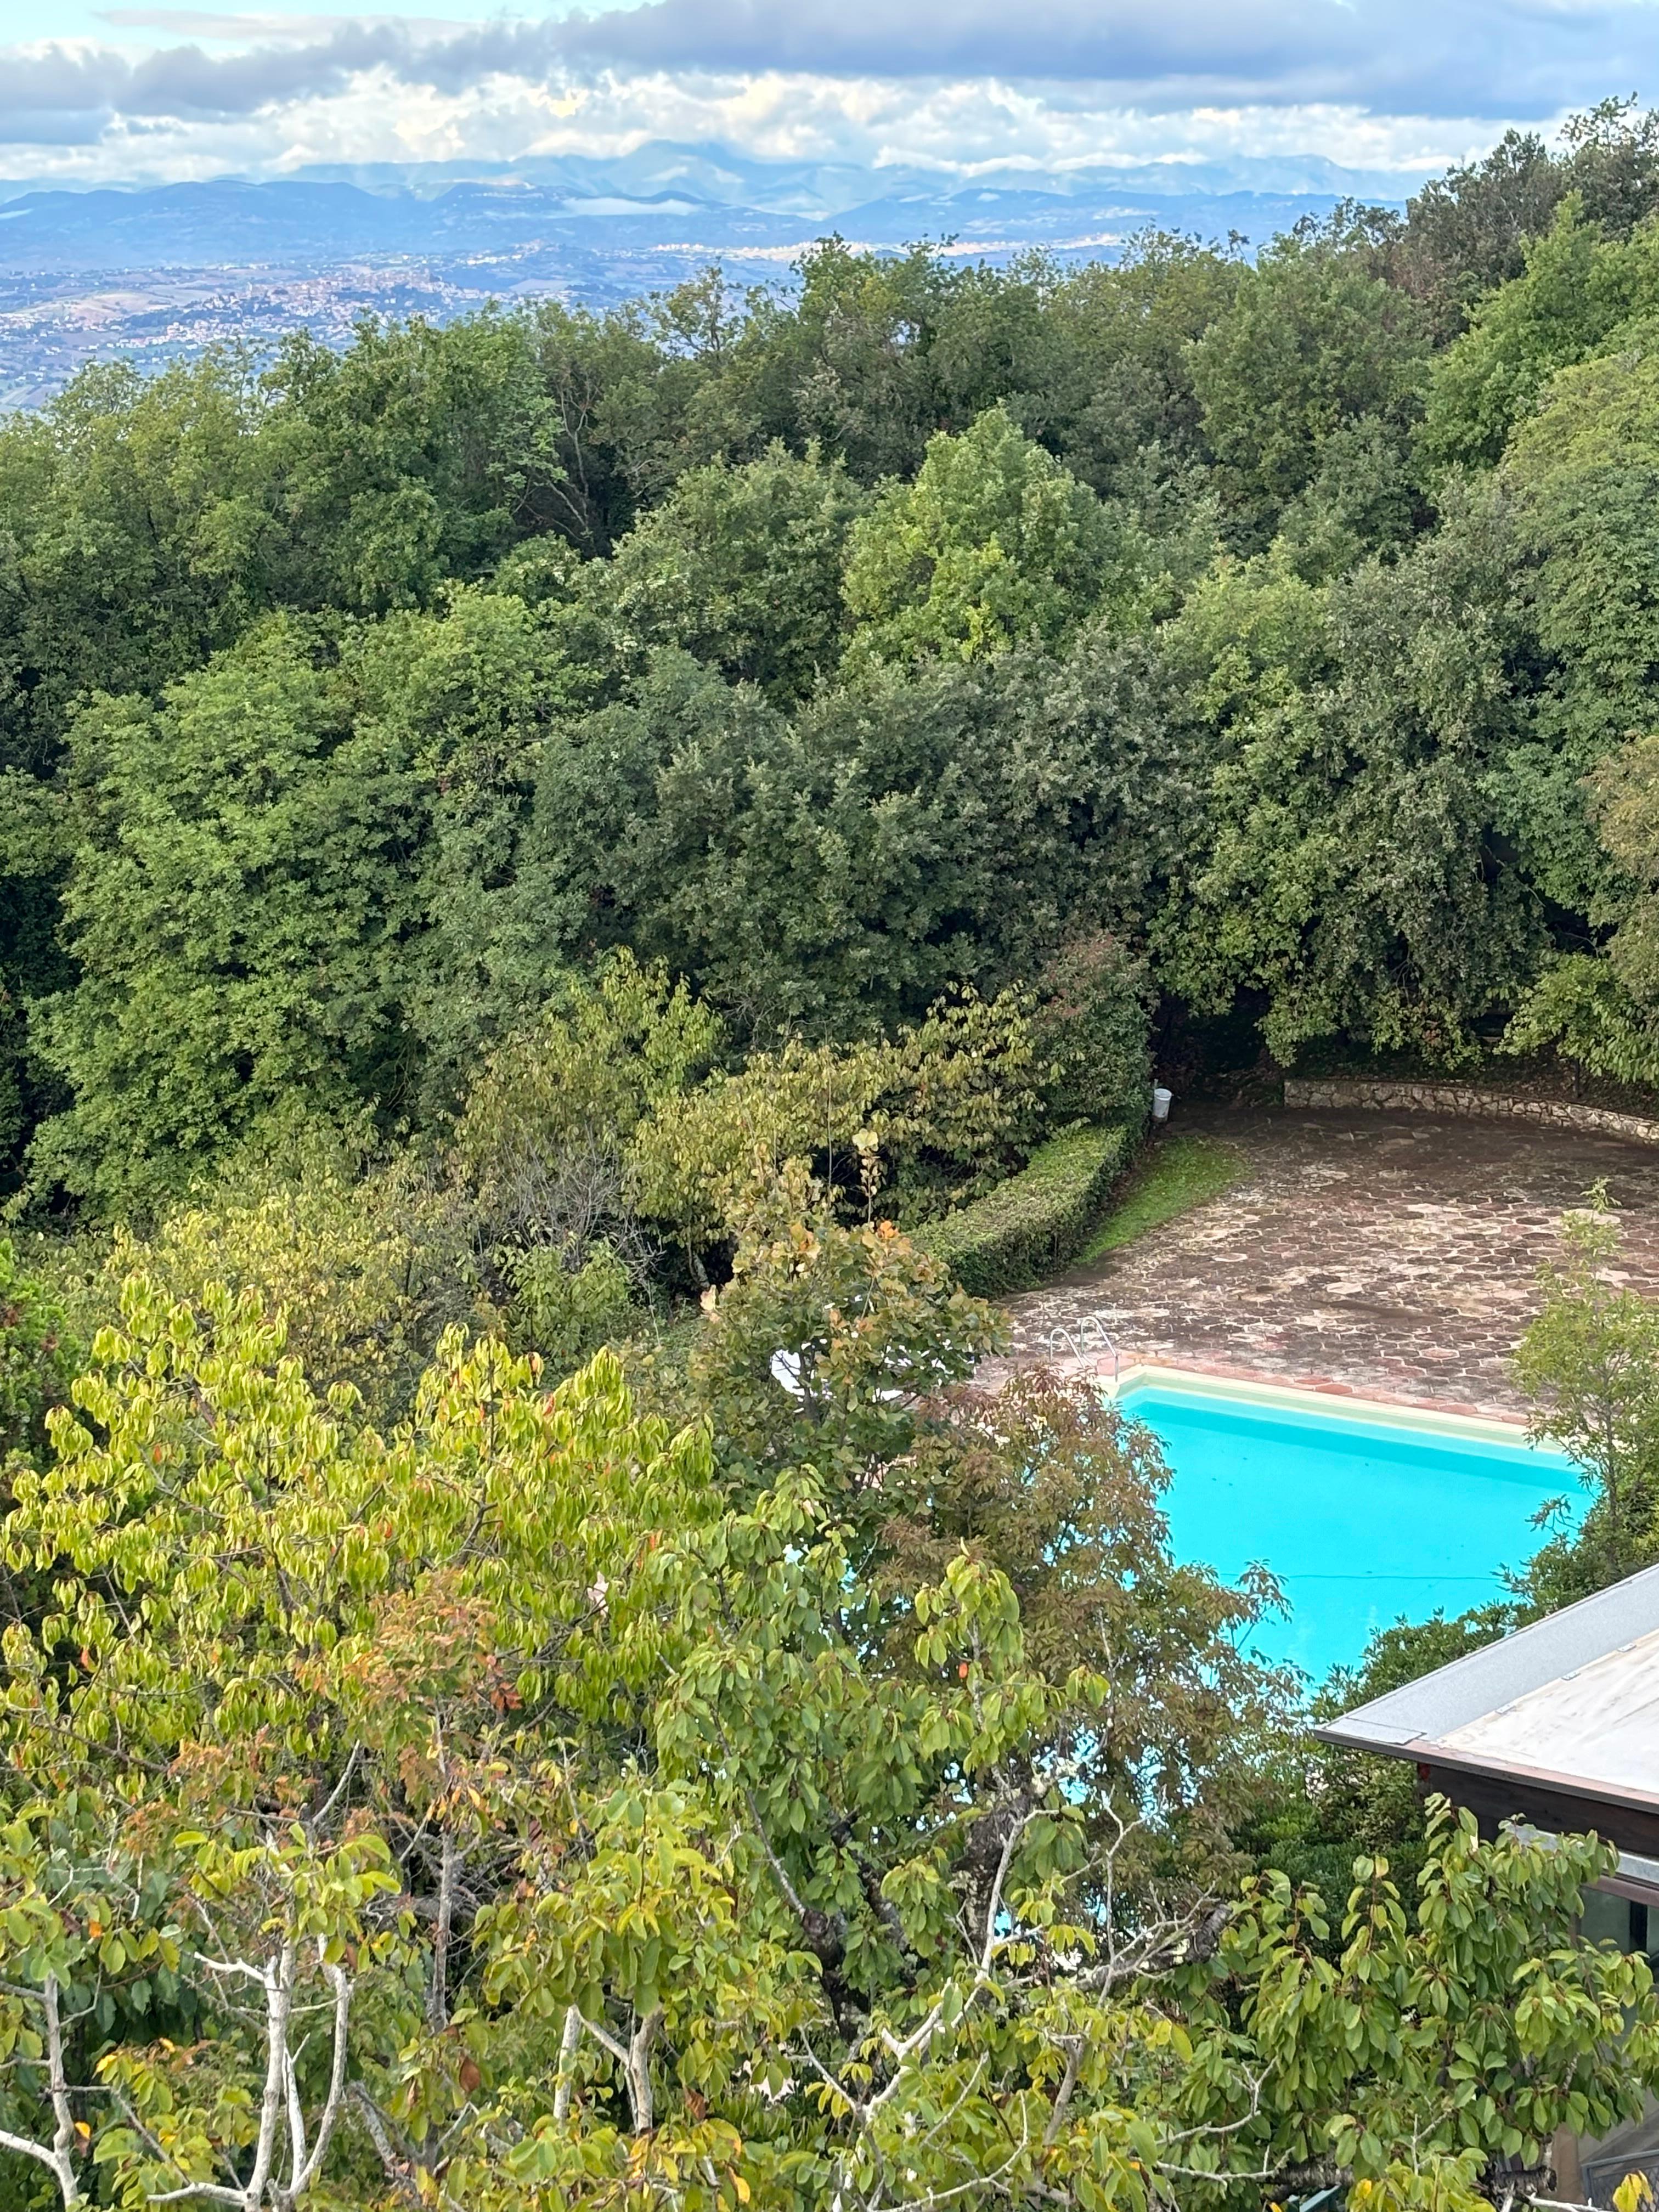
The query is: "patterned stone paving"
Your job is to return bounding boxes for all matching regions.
[994,1107,1659,1420]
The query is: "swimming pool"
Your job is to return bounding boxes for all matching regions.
[1115,1375,1583,1681]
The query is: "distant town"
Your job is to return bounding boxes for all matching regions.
[0,148,1399,405]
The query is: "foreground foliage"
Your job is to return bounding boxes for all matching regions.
[0,1216,1645,2208]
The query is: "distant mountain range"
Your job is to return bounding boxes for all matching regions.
[0,145,1427,218]
[0,143,1421,410]
[286,145,1428,208]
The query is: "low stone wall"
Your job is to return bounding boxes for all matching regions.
[1283,1076,1659,1148]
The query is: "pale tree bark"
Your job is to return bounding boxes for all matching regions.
[552,2003,583,2125]
[139,1939,356,2211]
[426,1833,459,2034]
[562,2004,664,2135]
[346,2084,423,2208]
[244,1940,295,2211]
[0,1973,86,2207]
[625,2007,664,2136]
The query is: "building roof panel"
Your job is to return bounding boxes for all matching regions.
[1315,1560,1659,1767]
[1435,1622,1659,1803]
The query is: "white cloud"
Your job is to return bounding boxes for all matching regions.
[1,0,1647,185]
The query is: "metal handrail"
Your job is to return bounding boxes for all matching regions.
[1044,1312,1120,1386]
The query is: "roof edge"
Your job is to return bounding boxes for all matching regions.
[1315,1558,1659,1751]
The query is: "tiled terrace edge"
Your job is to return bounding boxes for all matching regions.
[1283,1078,1659,1148]
[1108,1362,1537,1446]
[1012,1348,1537,1440]
[999,1104,1659,1419]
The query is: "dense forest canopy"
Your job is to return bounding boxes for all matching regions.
[2,96,1659,1218]
[0,99,1654,1212]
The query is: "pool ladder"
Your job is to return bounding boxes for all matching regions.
[1044,1312,1120,1386]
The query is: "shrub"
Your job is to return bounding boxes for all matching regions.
[913,1122,1133,1295]
[1031,929,1153,1126]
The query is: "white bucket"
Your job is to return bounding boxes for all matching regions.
[1151,1085,1172,1124]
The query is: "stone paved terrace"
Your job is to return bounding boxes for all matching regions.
[995,1105,1659,1421]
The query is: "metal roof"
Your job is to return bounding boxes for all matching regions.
[1315,1559,1659,1805]
[1432,1623,1659,1808]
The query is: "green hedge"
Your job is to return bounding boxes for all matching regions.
[913,1122,1135,1296]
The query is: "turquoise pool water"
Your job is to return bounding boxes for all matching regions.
[1116,1384,1583,1682]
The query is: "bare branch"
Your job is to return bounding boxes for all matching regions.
[347,2085,424,2209]
[427,1832,459,2034]
[290,1960,352,2197]
[744,1788,809,1923]
[43,1973,85,2208]
[552,2004,583,2126]
[244,1943,295,2211]
[0,2119,82,2209]
[823,1787,1041,2179]
[570,2003,661,2135]
[625,2006,664,2136]
[577,2010,630,2070]
[306,1747,362,1841]
[143,2190,248,2208]
[1041,2041,1082,2151]
[858,2117,1033,2212]
[281,2032,306,2194]
[196,1958,270,1987]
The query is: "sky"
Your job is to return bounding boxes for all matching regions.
[3,0,1659,189]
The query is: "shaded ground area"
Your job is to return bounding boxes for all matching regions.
[996,1107,1659,1419]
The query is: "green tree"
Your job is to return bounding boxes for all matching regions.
[0,1787,199,2210]
[1513,1184,1659,1603]
[1238,1606,1517,1912]
[627,990,1046,1259]
[1273,415,1424,582]
[1490,335,1659,921]
[439,949,725,1352]
[526,645,1134,1037]
[0,315,580,780]
[1159,493,1542,1065]
[1166,1804,1659,2210]
[0,1270,720,2205]
[517,289,731,552]
[1400,99,1659,346]
[842,404,1143,667]
[1559,95,1659,244]
[1035,236,1244,498]
[1399,128,1572,341]
[91,1131,431,1424]
[1590,727,1659,1023]
[0,1230,1651,2207]
[518,600,1235,1051]
[877,1369,1280,1881]
[0,1240,76,1475]
[1029,929,1153,1127]
[32,618,428,1211]
[1421,199,1659,479]
[1502,731,1659,1088]
[367,584,588,1111]
[588,442,868,703]
[1189,218,1429,545]
[725,240,969,484]
[0,352,274,776]
[0,771,74,1184]
[256,312,571,613]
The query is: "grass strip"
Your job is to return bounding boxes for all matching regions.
[1076,1133,1244,1266]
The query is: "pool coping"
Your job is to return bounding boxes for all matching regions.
[1102,1360,1550,1452]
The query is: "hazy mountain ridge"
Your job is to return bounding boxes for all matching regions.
[0,143,1426,213]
